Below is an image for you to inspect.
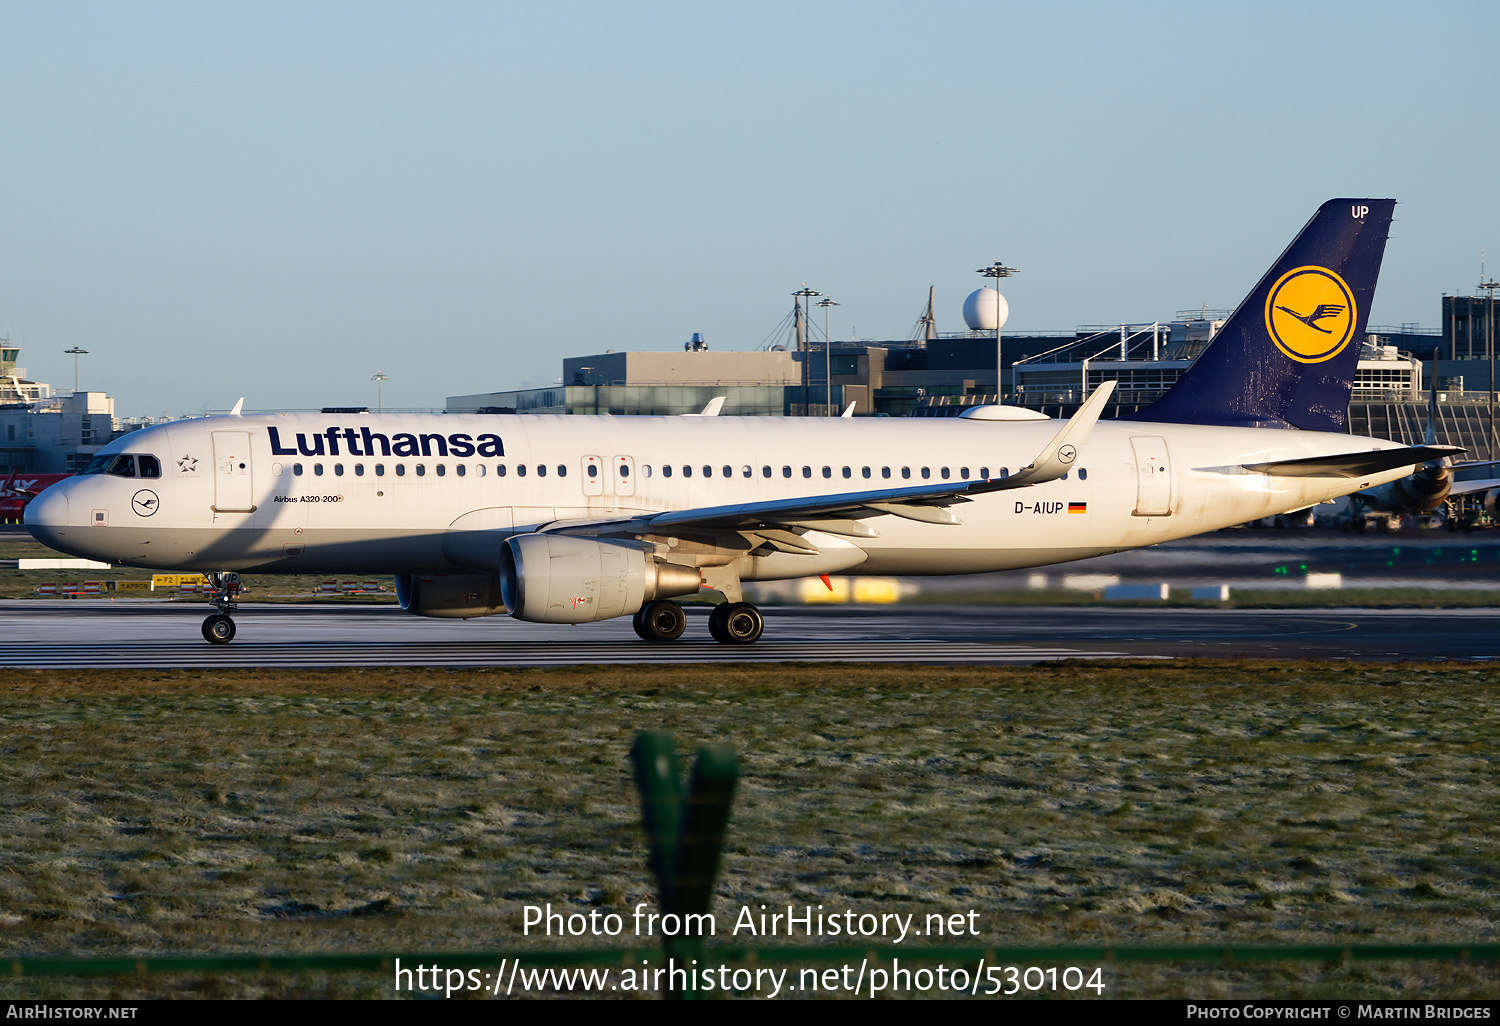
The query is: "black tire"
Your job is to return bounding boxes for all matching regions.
[202,614,236,645]
[708,603,733,644]
[635,600,686,642]
[715,602,763,645]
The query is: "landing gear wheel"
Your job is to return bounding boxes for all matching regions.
[633,600,686,642]
[202,614,236,645]
[709,602,763,645]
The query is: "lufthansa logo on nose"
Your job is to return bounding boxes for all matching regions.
[131,489,160,517]
[1264,265,1357,364]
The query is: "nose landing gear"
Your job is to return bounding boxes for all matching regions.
[201,571,241,645]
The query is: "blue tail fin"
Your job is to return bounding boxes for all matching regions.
[1124,198,1395,431]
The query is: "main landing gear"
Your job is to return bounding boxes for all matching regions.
[201,571,241,645]
[631,599,764,644]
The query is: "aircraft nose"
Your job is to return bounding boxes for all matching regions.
[23,486,70,548]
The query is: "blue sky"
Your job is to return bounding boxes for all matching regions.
[2,2,1495,415]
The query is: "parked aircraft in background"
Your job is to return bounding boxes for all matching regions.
[1,472,71,524]
[26,199,1460,644]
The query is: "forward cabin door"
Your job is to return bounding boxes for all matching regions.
[1130,435,1173,516]
[212,431,256,512]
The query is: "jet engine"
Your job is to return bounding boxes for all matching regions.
[500,534,701,624]
[395,572,506,619]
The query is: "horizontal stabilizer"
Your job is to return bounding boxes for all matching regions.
[1243,445,1466,478]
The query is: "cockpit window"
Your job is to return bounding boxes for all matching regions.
[138,455,161,478]
[79,455,113,475]
[106,455,136,478]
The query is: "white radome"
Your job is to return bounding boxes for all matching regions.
[963,287,1009,331]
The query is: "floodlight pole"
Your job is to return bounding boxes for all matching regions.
[372,372,389,413]
[792,287,821,415]
[975,262,1017,402]
[64,347,88,394]
[817,296,840,415]
[1482,280,1500,461]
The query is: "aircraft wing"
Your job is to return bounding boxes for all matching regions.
[1448,477,1500,498]
[550,381,1117,535]
[1242,445,1466,478]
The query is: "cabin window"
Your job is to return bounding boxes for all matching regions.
[682,465,692,478]
[763,466,772,478]
[334,464,345,476]
[722,465,732,478]
[901,467,911,479]
[376,464,385,476]
[138,455,161,478]
[588,464,598,478]
[782,466,791,479]
[960,467,969,479]
[557,464,566,477]
[314,464,325,476]
[842,466,851,479]
[436,464,446,477]
[862,467,871,479]
[881,467,891,479]
[1078,468,1088,480]
[396,464,406,477]
[940,467,949,480]
[537,465,547,477]
[517,465,527,477]
[273,463,283,477]
[921,467,930,479]
[822,467,832,479]
[497,464,506,477]
[456,464,466,477]
[702,465,711,478]
[997,467,1007,478]
[355,464,365,477]
[475,465,485,477]
[741,465,751,478]
[294,463,304,476]
[802,466,812,479]
[663,465,673,478]
[415,464,425,477]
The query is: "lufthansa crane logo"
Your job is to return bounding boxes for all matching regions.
[1264,265,1357,364]
[131,489,160,517]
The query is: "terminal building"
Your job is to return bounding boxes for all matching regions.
[0,341,132,474]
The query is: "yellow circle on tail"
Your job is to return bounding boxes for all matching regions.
[1264,266,1357,364]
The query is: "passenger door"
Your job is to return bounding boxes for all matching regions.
[1130,436,1173,516]
[212,431,256,513]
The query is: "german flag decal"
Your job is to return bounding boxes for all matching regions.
[1068,502,1087,514]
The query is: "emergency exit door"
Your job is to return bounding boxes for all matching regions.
[212,431,256,512]
[1130,436,1173,516]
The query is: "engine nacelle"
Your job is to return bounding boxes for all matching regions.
[395,572,506,619]
[500,534,701,624]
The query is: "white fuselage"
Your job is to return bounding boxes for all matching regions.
[26,412,1411,578]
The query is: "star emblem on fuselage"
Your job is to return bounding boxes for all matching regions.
[178,455,198,473]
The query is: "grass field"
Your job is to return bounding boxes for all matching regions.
[0,661,1497,999]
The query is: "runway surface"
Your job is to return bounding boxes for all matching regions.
[3,600,1497,668]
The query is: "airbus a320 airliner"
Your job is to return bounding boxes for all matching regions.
[26,199,1460,645]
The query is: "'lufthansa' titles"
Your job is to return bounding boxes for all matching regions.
[268,426,504,459]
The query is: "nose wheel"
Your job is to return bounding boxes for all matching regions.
[708,602,764,644]
[201,571,241,644]
[202,614,236,644]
